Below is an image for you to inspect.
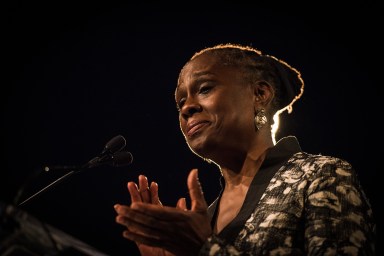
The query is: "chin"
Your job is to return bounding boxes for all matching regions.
[188,139,216,160]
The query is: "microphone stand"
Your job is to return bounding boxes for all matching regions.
[16,158,96,207]
[17,169,77,207]
[16,151,132,206]
[15,135,132,207]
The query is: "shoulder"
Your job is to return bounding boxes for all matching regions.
[277,151,364,193]
[285,152,371,203]
[287,151,355,177]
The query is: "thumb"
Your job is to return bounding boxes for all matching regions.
[188,169,208,212]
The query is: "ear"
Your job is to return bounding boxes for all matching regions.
[253,80,275,107]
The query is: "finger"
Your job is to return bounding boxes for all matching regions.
[113,203,121,213]
[176,197,187,210]
[138,175,151,203]
[130,202,188,221]
[115,205,181,236]
[118,210,199,256]
[149,181,162,205]
[122,229,166,248]
[117,215,168,242]
[127,182,141,203]
[122,229,178,254]
[187,169,208,212]
[123,229,185,256]
[114,204,127,214]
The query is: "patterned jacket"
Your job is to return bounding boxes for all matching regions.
[200,136,376,255]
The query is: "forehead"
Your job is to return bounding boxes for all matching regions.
[180,55,220,77]
[177,54,238,88]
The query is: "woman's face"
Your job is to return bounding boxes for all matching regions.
[175,54,257,160]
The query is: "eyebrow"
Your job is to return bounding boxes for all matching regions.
[191,70,215,78]
[177,70,216,91]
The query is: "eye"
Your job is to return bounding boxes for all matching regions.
[176,98,186,111]
[199,85,213,94]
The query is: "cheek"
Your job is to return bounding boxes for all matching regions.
[222,105,254,132]
[179,116,187,134]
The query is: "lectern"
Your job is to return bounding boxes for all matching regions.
[0,202,109,256]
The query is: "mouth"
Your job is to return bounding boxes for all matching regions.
[186,121,209,137]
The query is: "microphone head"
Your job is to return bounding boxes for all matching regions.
[110,151,133,167]
[102,135,126,155]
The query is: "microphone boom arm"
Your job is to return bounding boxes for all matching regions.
[18,170,76,206]
[15,135,133,207]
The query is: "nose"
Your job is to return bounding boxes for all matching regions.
[180,97,202,119]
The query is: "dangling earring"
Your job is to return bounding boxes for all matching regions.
[254,108,267,130]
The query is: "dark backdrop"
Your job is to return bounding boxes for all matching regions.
[2,2,382,255]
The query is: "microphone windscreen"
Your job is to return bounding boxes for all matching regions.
[110,151,133,167]
[102,135,126,154]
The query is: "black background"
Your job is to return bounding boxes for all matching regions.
[3,2,382,255]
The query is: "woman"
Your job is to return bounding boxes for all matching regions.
[114,43,376,255]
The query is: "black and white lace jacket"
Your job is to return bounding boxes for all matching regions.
[201,136,376,255]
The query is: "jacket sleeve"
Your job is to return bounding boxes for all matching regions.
[303,157,376,255]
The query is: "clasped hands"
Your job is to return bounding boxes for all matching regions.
[114,169,213,256]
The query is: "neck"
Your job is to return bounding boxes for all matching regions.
[220,145,270,188]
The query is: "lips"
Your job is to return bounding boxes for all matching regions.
[186,120,209,137]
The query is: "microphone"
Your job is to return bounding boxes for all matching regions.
[44,135,130,171]
[110,151,133,167]
[101,135,126,155]
[15,135,133,206]
[85,134,130,169]
[86,150,133,168]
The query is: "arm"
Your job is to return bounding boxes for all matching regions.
[304,158,376,255]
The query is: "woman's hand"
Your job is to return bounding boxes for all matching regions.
[114,169,212,256]
[115,174,173,256]
[128,174,162,206]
